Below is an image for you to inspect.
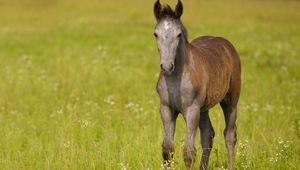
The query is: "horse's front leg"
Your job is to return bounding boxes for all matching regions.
[183,104,200,169]
[160,103,177,167]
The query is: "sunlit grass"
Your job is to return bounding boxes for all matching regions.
[0,0,299,169]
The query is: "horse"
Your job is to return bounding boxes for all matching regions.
[153,0,241,169]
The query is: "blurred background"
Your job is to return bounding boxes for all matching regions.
[0,0,299,169]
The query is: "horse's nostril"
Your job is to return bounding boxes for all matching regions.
[170,63,174,71]
[160,64,165,71]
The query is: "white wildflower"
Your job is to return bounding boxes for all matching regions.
[104,96,115,105]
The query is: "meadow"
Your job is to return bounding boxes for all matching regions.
[0,0,299,169]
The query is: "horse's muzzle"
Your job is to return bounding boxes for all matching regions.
[160,62,175,74]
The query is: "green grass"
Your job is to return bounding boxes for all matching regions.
[0,0,299,169]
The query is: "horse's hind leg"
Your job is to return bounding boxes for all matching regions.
[199,110,215,170]
[220,98,238,170]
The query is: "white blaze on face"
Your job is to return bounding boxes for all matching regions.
[163,21,171,30]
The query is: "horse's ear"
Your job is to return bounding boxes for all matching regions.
[154,0,161,20]
[175,0,183,19]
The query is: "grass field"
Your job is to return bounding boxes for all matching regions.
[0,0,299,169]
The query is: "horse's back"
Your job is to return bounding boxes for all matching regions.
[191,36,239,60]
[191,36,218,45]
[191,35,241,73]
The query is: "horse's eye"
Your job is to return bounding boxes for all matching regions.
[154,33,158,38]
[177,33,182,38]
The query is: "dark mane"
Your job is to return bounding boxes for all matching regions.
[160,5,177,19]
